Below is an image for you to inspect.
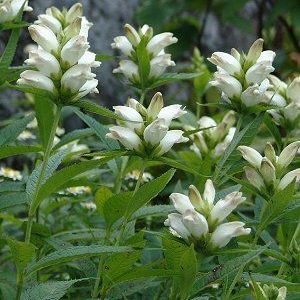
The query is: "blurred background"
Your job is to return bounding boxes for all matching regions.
[1,0,300,123]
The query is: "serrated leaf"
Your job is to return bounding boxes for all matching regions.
[94,186,113,216]
[26,245,132,275]
[0,145,42,159]
[0,114,34,146]
[20,279,85,300]
[7,239,35,274]
[130,205,174,221]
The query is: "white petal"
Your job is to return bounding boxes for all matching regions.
[157,104,186,126]
[182,209,209,239]
[147,32,178,56]
[278,168,300,190]
[169,193,194,214]
[277,141,300,169]
[238,146,263,169]
[143,118,168,146]
[203,179,215,204]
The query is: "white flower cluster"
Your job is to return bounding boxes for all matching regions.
[0,0,32,24]
[0,166,22,181]
[238,141,300,192]
[253,283,287,300]
[17,3,100,103]
[190,111,236,159]
[209,39,276,109]
[266,75,300,127]
[106,92,188,157]
[112,23,177,85]
[165,180,251,250]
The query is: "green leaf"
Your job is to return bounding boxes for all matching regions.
[0,114,34,146]
[0,145,41,160]
[94,186,113,216]
[0,192,27,211]
[214,113,263,182]
[21,279,86,300]
[35,95,57,149]
[26,245,132,275]
[191,246,267,295]
[95,54,114,61]
[263,114,283,151]
[7,239,35,274]
[255,182,296,239]
[103,169,175,228]
[148,72,202,89]
[73,99,120,120]
[130,205,174,221]
[1,66,28,83]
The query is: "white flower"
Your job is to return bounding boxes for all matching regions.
[67,186,91,195]
[203,179,215,205]
[106,126,143,152]
[17,70,56,93]
[164,213,191,241]
[257,50,276,64]
[143,118,168,146]
[78,51,101,68]
[61,64,95,93]
[0,166,22,181]
[146,32,178,56]
[25,49,61,78]
[28,25,60,54]
[241,79,270,107]
[260,157,276,185]
[111,36,133,56]
[211,221,251,248]
[61,35,90,66]
[277,141,300,169]
[155,130,188,156]
[35,14,62,33]
[207,52,242,76]
[113,106,144,131]
[278,168,300,190]
[124,23,141,46]
[149,54,175,78]
[147,92,164,119]
[245,61,275,84]
[237,146,263,169]
[283,102,300,122]
[268,75,287,94]
[0,0,32,24]
[244,166,265,191]
[157,104,186,126]
[182,209,209,239]
[17,130,36,141]
[74,79,99,100]
[210,74,242,98]
[245,38,264,64]
[286,77,300,103]
[113,60,139,82]
[65,3,83,24]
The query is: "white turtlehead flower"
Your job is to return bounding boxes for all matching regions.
[277,141,300,170]
[165,180,250,250]
[238,146,263,169]
[25,49,61,78]
[107,92,187,157]
[18,4,100,102]
[106,126,143,152]
[210,74,242,98]
[241,79,270,107]
[211,222,251,248]
[0,166,22,181]
[112,24,177,84]
[17,70,56,93]
[17,130,36,141]
[245,61,274,85]
[0,0,32,24]
[207,52,242,76]
[278,168,300,190]
[244,166,265,191]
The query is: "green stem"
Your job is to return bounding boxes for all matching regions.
[114,156,128,194]
[139,90,146,105]
[16,105,61,300]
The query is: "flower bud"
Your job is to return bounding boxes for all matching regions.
[61,64,95,93]
[143,118,168,146]
[113,60,139,82]
[264,142,277,165]
[238,146,263,169]
[106,126,143,152]
[245,38,264,64]
[188,185,204,211]
[127,98,147,116]
[193,132,209,155]
[157,104,186,126]
[268,75,287,94]
[147,92,164,120]
[286,77,300,102]
[113,106,144,131]
[61,35,90,67]
[63,17,82,40]
[210,192,246,223]
[155,130,188,156]
[277,141,300,170]
[283,102,300,122]
[244,166,265,191]
[203,179,215,204]
[147,32,178,56]
[35,14,62,33]
[111,36,133,56]
[28,25,59,54]
[210,74,242,98]
[17,70,56,93]
[46,7,64,22]
[260,157,276,186]
[169,193,194,214]
[124,23,140,46]
[231,48,240,61]
[257,50,276,63]
[207,52,242,76]
[278,168,300,190]
[65,3,83,24]
[75,79,99,100]
[182,209,209,239]
[25,49,61,78]
[211,221,251,248]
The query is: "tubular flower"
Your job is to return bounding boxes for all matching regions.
[106,92,188,157]
[0,0,32,24]
[112,24,177,86]
[208,39,277,111]
[238,141,300,193]
[164,179,250,251]
[17,3,100,104]
[266,75,300,130]
[189,111,236,160]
